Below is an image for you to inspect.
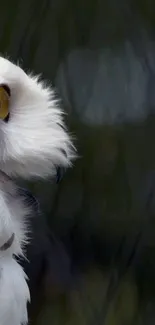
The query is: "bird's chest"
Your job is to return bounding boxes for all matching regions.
[0,227,30,325]
[0,254,30,325]
[0,172,32,325]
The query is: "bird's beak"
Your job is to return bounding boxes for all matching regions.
[56,149,67,183]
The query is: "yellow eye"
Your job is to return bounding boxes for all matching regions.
[0,86,10,120]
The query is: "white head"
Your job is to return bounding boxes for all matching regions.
[0,56,75,179]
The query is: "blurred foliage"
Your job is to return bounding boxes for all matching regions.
[1,0,155,324]
[35,268,139,325]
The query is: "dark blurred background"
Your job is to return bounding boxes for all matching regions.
[2,0,155,324]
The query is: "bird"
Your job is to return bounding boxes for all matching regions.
[0,56,75,325]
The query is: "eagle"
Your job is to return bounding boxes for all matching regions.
[0,56,75,325]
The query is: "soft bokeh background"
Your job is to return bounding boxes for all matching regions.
[2,0,155,324]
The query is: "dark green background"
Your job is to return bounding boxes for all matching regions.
[2,1,155,324]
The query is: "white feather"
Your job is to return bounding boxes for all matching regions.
[0,171,31,325]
